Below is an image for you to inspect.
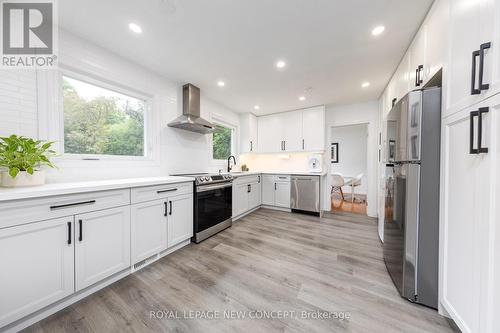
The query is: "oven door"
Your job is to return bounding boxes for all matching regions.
[194,183,232,233]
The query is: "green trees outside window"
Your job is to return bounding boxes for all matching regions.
[212,124,232,160]
[62,76,145,157]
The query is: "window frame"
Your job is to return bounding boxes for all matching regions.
[57,68,154,162]
[210,118,236,165]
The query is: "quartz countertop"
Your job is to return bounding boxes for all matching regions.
[0,176,195,202]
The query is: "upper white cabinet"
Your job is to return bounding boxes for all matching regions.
[302,106,326,151]
[0,217,75,327]
[446,0,500,117]
[256,106,326,153]
[409,28,427,90]
[424,0,449,82]
[240,113,258,153]
[75,207,131,291]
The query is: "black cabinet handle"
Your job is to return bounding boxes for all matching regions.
[479,42,491,91]
[274,183,277,190]
[478,107,489,153]
[284,141,286,151]
[247,184,251,193]
[157,188,177,194]
[169,201,173,215]
[78,219,83,242]
[416,65,423,86]
[470,110,479,154]
[164,201,168,216]
[258,175,260,183]
[50,200,96,210]
[471,50,481,95]
[302,139,305,150]
[250,141,253,151]
[67,222,72,245]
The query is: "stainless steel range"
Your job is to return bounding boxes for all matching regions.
[174,173,233,243]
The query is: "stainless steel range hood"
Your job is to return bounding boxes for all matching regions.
[168,84,215,134]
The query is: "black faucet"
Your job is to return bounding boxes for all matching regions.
[227,155,236,173]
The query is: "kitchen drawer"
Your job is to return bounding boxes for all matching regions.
[233,175,261,185]
[131,181,193,204]
[0,189,130,229]
[273,175,291,182]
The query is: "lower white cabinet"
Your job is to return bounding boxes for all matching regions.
[75,207,131,291]
[167,194,193,247]
[131,199,168,264]
[131,192,193,265]
[441,94,500,333]
[0,217,75,327]
[261,174,291,208]
[233,176,262,218]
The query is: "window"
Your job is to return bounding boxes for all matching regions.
[212,123,234,161]
[62,76,146,157]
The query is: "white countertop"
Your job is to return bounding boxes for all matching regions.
[0,176,195,202]
[230,171,327,177]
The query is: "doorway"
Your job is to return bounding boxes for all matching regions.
[329,123,369,215]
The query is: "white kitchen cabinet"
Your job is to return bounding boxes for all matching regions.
[423,0,449,83]
[240,113,258,153]
[441,94,500,333]
[395,51,411,101]
[167,194,193,247]
[260,174,291,208]
[408,27,427,90]
[302,106,326,151]
[248,181,261,209]
[281,110,303,152]
[446,0,498,117]
[258,114,282,153]
[131,199,167,264]
[75,206,131,291]
[0,217,75,327]
[275,178,291,208]
[233,175,262,218]
[261,175,275,206]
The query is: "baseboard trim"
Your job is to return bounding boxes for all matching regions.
[233,206,261,221]
[261,205,291,212]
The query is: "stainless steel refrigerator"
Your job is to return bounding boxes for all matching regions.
[383,87,441,309]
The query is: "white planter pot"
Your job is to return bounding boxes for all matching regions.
[1,170,45,187]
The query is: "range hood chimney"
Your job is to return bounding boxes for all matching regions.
[168,84,215,134]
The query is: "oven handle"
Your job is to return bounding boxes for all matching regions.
[196,183,232,192]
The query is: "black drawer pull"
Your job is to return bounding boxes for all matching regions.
[164,202,168,216]
[67,222,72,245]
[169,201,173,215]
[78,219,83,242]
[50,200,96,210]
[157,188,177,194]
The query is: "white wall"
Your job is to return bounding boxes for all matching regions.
[0,30,240,183]
[330,124,368,195]
[325,101,379,217]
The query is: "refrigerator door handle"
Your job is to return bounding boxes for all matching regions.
[470,110,479,154]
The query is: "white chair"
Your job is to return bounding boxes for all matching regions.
[345,173,364,203]
[331,173,345,201]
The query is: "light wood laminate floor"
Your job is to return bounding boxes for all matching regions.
[23,209,455,333]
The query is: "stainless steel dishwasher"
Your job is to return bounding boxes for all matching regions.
[291,175,320,216]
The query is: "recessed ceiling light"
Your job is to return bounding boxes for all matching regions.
[254,105,260,110]
[276,60,286,69]
[299,96,306,101]
[217,81,225,87]
[372,26,385,36]
[362,82,371,88]
[128,23,142,34]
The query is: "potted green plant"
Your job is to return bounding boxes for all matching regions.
[0,135,56,187]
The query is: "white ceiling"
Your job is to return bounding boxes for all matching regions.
[60,0,434,115]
